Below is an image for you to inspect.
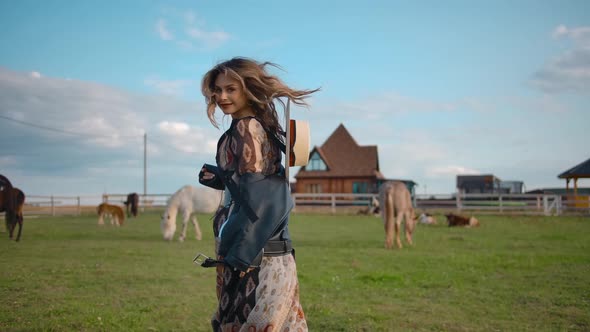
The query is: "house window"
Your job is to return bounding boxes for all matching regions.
[353,182,368,193]
[306,183,322,193]
[307,152,327,171]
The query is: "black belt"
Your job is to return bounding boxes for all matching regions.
[198,239,293,268]
[263,240,292,256]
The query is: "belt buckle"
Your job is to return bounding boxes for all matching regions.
[193,253,210,266]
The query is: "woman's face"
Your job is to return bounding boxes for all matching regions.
[213,73,254,119]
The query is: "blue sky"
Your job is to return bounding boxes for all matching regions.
[0,1,589,198]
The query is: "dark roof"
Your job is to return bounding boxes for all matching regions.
[526,187,590,195]
[295,124,383,179]
[558,158,590,179]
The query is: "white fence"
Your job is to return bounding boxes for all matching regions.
[293,192,587,216]
[16,194,172,216]
[9,192,589,217]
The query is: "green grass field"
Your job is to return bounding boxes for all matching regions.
[1,212,589,331]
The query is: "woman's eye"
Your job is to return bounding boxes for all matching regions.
[227,88,235,93]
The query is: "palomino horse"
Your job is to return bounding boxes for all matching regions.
[0,174,25,241]
[123,192,139,218]
[161,185,222,242]
[378,181,416,249]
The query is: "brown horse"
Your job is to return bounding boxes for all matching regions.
[378,181,416,249]
[0,174,25,241]
[97,203,125,226]
[123,192,139,218]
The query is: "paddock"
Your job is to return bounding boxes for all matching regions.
[0,211,588,331]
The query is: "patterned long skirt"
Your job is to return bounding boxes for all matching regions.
[211,253,307,332]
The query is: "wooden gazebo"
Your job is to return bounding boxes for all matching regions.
[558,158,590,208]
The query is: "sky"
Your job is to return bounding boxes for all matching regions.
[0,0,589,199]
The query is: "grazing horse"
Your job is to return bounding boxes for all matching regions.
[0,174,25,241]
[379,181,416,249]
[161,185,222,242]
[97,202,125,226]
[123,192,139,218]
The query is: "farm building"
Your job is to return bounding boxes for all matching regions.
[557,157,590,208]
[293,124,417,196]
[456,174,501,194]
[457,174,525,194]
[499,180,525,194]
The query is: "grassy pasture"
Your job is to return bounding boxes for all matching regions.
[1,212,589,331]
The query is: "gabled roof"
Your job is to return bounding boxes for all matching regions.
[296,124,383,179]
[558,158,590,179]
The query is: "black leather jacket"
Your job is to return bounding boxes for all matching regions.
[217,172,293,271]
[199,164,293,273]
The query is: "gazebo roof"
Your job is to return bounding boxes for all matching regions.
[558,158,590,179]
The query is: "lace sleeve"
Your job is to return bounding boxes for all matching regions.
[232,118,272,175]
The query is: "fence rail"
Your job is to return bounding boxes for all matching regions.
[6,192,589,217]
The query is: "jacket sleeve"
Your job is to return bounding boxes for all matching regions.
[217,172,293,272]
[198,163,225,190]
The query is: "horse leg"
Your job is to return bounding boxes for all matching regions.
[383,197,394,249]
[179,210,189,242]
[404,211,414,245]
[384,217,394,249]
[15,214,23,242]
[191,215,202,241]
[8,220,15,239]
[395,212,403,249]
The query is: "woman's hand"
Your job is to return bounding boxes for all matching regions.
[200,167,215,181]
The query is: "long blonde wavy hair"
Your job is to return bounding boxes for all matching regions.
[201,57,320,139]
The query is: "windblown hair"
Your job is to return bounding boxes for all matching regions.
[201,57,320,138]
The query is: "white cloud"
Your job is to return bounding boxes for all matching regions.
[0,156,19,167]
[552,25,590,44]
[158,121,190,135]
[144,77,193,96]
[0,67,218,195]
[530,25,590,94]
[426,165,481,178]
[156,120,217,154]
[156,9,230,50]
[30,71,41,79]
[186,27,230,49]
[156,19,174,41]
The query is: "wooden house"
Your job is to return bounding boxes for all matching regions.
[294,124,416,195]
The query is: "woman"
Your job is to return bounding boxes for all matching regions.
[198,57,319,331]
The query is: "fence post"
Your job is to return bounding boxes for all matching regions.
[51,195,55,216]
[499,195,503,213]
[543,195,549,216]
[456,190,462,211]
[536,196,541,211]
[77,196,81,216]
[331,194,336,214]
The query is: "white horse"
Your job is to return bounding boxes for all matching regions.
[161,185,222,242]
